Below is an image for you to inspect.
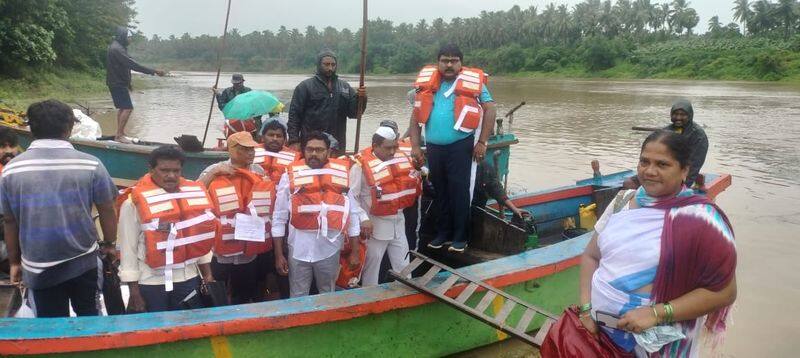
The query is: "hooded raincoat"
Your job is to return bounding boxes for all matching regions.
[664,99,708,187]
[287,51,366,150]
[106,26,156,89]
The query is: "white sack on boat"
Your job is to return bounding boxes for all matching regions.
[70,109,102,140]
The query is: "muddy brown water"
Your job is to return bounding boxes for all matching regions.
[90,72,798,357]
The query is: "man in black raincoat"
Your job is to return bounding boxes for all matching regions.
[665,99,708,187]
[106,26,165,143]
[288,50,366,153]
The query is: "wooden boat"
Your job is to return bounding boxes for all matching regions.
[0,165,731,356]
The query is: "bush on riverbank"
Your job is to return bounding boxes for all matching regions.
[0,69,127,110]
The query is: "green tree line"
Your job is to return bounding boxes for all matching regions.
[0,0,137,77]
[128,0,800,80]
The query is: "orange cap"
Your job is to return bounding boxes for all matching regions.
[227,131,259,148]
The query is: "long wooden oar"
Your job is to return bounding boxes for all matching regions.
[201,0,233,148]
[352,0,368,153]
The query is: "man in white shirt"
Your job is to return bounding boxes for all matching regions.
[118,146,215,312]
[197,131,270,304]
[350,126,414,286]
[272,131,361,297]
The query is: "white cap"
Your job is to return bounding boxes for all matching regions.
[375,126,397,140]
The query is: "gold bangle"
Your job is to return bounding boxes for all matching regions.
[652,304,660,324]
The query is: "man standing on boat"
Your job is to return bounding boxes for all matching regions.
[287,50,367,153]
[665,99,708,187]
[350,126,418,286]
[118,146,216,312]
[106,26,166,143]
[197,132,274,304]
[272,131,361,297]
[214,74,252,112]
[1,100,118,317]
[408,44,497,252]
[256,119,300,184]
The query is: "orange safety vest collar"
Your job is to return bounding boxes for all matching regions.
[412,65,488,133]
[254,146,300,183]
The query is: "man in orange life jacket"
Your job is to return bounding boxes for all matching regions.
[118,146,216,312]
[198,131,275,303]
[272,131,362,297]
[350,126,418,286]
[408,44,497,252]
[255,119,300,184]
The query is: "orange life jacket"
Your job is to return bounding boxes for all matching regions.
[130,175,217,270]
[412,65,488,133]
[207,168,276,257]
[287,158,351,232]
[398,138,413,156]
[358,147,420,216]
[336,239,367,289]
[254,146,300,183]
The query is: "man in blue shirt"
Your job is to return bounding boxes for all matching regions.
[408,44,497,252]
[2,100,117,317]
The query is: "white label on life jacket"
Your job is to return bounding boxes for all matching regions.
[187,198,209,207]
[149,201,174,214]
[234,213,266,242]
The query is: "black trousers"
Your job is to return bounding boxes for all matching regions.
[31,268,99,317]
[211,257,261,304]
[403,198,420,251]
[138,276,203,312]
[426,135,475,244]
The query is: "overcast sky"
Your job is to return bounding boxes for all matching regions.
[133,0,736,37]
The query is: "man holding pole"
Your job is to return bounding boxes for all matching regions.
[287,50,367,154]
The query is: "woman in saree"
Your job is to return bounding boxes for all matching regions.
[576,130,736,357]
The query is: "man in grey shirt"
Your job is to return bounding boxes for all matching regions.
[1,100,117,317]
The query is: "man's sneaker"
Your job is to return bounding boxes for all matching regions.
[427,237,449,249]
[448,241,467,252]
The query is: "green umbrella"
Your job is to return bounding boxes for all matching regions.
[222,90,282,120]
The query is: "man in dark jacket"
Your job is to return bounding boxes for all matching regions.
[288,50,366,153]
[665,99,708,187]
[106,26,165,143]
[213,73,252,112]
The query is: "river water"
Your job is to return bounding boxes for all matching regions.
[98,72,799,357]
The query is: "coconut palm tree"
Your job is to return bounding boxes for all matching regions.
[773,0,798,39]
[732,0,753,35]
[708,15,724,36]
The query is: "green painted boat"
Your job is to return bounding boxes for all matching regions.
[0,120,732,356]
[0,170,731,356]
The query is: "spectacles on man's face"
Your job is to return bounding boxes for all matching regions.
[305,146,328,154]
[438,57,461,65]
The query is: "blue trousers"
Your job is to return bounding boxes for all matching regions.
[426,135,475,244]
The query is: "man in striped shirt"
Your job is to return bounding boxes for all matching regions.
[1,100,117,317]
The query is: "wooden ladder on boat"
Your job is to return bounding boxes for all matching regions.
[388,251,558,347]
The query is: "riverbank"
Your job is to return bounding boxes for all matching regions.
[0,70,152,111]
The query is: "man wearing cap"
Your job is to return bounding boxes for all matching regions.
[213,74,252,113]
[198,131,271,303]
[288,50,367,153]
[349,126,420,286]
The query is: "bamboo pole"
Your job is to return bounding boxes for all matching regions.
[201,0,233,148]
[352,0,368,153]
